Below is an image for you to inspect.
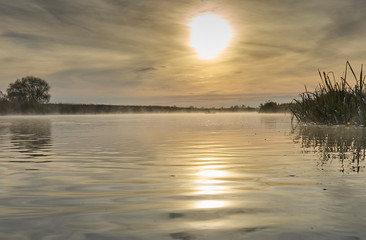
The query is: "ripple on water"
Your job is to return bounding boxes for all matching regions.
[0,114,366,239]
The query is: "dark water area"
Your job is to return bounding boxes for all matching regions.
[0,113,365,239]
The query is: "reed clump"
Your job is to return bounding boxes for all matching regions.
[291,61,366,126]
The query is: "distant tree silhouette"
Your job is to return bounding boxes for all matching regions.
[7,76,50,103]
[259,100,292,113]
[0,91,8,102]
[259,100,279,112]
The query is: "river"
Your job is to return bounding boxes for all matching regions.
[0,113,365,239]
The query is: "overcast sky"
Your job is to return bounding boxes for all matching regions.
[1,0,366,107]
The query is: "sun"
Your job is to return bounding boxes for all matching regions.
[189,14,233,59]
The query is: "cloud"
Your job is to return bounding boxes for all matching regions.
[136,67,157,72]
[1,0,366,106]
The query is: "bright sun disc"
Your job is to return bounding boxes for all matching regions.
[189,14,233,59]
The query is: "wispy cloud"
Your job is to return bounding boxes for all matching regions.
[136,67,157,72]
[1,0,366,106]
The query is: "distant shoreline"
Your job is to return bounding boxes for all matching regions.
[0,101,294,115]
[0,102,259,115]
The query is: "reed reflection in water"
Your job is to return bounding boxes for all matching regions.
[294,124,366,173]
[0,114,365,239]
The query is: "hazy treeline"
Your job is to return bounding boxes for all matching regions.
[0,76,292,115]
[0,102,259,115]
[258,101,293,113]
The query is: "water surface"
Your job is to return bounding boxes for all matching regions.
[0,113,365,239]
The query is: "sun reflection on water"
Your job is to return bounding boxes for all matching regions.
[196,179,223,184]
[196,185,226,195]
[197,170,227,178]
[194,159,229,209]
[196,200,226,209]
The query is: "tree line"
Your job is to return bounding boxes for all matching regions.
[0,76,291,115]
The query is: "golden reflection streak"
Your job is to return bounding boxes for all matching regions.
[201,164,222,169]
[196,179,223,184]
[194,160,229,208]
[196,185,226,195]
[197,170,227,178]
[196,200,226,209]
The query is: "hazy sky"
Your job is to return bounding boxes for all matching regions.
[1,0,366,107]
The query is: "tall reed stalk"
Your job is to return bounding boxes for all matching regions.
[290,61,366,125]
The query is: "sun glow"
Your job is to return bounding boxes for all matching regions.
[189,14,233,59]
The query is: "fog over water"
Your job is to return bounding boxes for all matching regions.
[0,113,365,239]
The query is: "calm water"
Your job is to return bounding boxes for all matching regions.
[0,113,366,240]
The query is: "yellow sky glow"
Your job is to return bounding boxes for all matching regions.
[189,14,233,59]
[1,1,363,107]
